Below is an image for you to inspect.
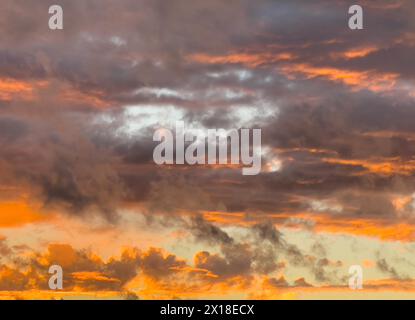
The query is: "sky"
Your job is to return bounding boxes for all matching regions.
[1,0,415,299]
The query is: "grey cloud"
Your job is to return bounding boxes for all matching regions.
[190,215,234,246]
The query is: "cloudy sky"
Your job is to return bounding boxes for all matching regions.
[1,0,415,299]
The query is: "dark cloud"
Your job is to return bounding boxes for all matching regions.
[0,237,12,257]
[140,248,186,279]
[266,276,289,288]
[293,277,313,287]
[187,218,345,284]
[0,0,414,247]
[252,222,284,246]
[0,117,28,142]
[194,244,253,278]
[376,255,406,280]
[190,215,234,245]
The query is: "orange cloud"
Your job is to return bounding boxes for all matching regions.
[362,131,415,141]
[0,78,47,101]
[188,52,295,67]
[2,240,415,300]
[61,87,110,108]
[202,211,415,242]
[188,51,399,93]
[252,277,415,300]
[335,47,379,59]
[323,157,415,176]
[3,277,415,300]
[71,271,121,291]
[280,63,399,92]
[0,201,51,228]
[314,216,415,242]
[362,260,375,268]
